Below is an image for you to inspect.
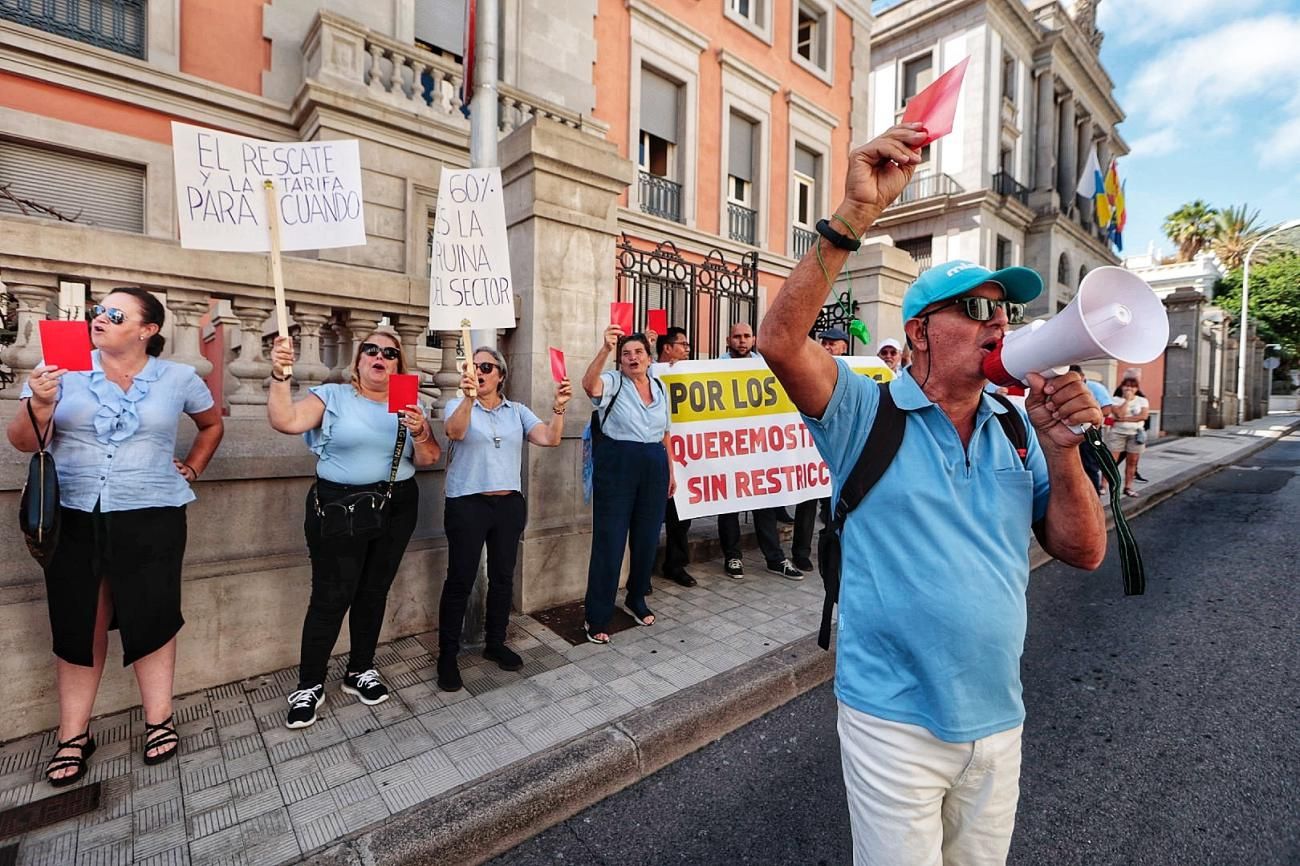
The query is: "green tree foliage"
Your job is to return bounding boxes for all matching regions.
[1216,251,1300,361]
[1212,204,1262,270]
[1162,200,1218,262]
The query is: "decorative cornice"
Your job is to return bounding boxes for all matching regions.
[717,49,780,95]
[625,0,710,53]
[786,90,841,129]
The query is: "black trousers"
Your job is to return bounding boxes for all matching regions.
[791,498,819,563]
[662,498,692,576]
[718,507,784,566]
[439,492,527,652]
[298,477,418,688]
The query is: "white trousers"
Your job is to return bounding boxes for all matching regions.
[837,701,1023,866]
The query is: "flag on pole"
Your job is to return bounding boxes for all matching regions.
[1076,144,1108,227]
[1102,159,1123,250]
[1111,178,1127,252]
[459,0,477,118]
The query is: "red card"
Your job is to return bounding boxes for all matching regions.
[610,301,634,334]
[901,56,970,146]
[647,308,668,334]
[549,347,567,382]
[39,320,93,372]
[387,374,420,414]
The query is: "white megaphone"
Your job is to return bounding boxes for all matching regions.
[983,265,1169,390]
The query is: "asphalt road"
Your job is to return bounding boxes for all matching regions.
[491,433,1300,866]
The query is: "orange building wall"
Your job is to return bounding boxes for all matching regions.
[0,72,178,144]
[179,0,271,95]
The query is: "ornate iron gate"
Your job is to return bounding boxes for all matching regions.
[615,235,758,359]
[811,290,861,349]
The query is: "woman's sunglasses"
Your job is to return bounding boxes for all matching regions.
[90,304,129,325]
[360,342,402,361]
[475,361,500,374]
[932,296,1026,325]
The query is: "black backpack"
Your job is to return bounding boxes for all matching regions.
[816,385,1029,650]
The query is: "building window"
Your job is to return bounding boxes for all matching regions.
[794,3,827,70]
[996,235,1012,270]
[1001,53,1016,106]
[638,68,683,223]
[0,139,144,232]
[1000,146,1014,177]
[900,53,934,108]
[0,0,146,58]
[1057,252,1071,286]
[414,0,466,59]
[896,235,933,271]
[1078,264,1089,286]
[793,145,819,228]
[727,113,757,244]
[728,0,762,27]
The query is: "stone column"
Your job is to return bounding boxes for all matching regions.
[291,303,333,388]
[226,298,275,413]
[394,315,440,409]
[0,274,59,399]
[164,290,214,378]
[1029,69,1057,212]
[1055,96,1077,209]
[335,311,381,384]
[433,331,466,413]
[1160,288,1205,436]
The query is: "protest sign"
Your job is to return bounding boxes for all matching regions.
[429,167,516,331]
[171,122,365,252]
[655,357,893,519]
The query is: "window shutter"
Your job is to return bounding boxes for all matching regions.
[728,115,754,182]
[414,0,466,55]
[0,140,144,233]
[640,70,679,144]
[795,146,818,179]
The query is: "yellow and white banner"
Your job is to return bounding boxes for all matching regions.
[655,357,893,519]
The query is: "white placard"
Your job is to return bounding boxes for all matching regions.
[171,121,366,252]
[656,356,894,519]
[428,167,516,331]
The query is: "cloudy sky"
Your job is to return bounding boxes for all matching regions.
[1098,0,1300,258]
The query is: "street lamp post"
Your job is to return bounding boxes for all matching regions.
[1236,218,1300,420]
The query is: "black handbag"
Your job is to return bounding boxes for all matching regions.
[19,400,60,566]
[311,426,407,542]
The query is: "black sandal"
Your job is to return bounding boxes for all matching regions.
[143,714,179,766]
[45,730,96,788]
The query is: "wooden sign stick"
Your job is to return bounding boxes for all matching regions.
[263,180,293,377]
[460,318,473,396]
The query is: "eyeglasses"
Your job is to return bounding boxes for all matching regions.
[931,296,1026,325]
[91,304,128,325]
[474,361,500,374]
[360,342,402,361]
[877,347,899,356]
[670,340,691,348]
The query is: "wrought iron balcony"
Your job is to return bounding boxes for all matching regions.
[0,0,146,58]
[792,226,817,259]
[992,171,1029,205]
[892,172,963,206]
[638,172,683,223]
[727,202,757,245]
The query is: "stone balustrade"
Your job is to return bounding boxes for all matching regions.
[303,10,608,139]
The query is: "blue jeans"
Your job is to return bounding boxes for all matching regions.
[585,438,669,630]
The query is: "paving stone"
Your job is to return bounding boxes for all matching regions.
[186,801,239,840]
[269,753,316,785]
[243,833,299,866]
[339,795,388,833]
[444,725,529,780]
[604,669,677,708]
[236,807,291,848]
[293,812,346,854]
[231,786,283,824]
[228,768,276,799]
[132,776,181,811]
[558,687,636,729]
[504,704,587,752]
[75,814,132,849]
[180,780,231,815]
[279,771,327,805]
[74,839,132,866]
[368,698,413,727]
[131,822,186,861]
[302,717,348,750]
[285,789,335,827]
[331,776,378,809]
[134,798,184,835]
[135,846,191,866]
[186,823,244,865]
[264,736,309,766]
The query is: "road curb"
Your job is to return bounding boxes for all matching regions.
[313,635,834,866]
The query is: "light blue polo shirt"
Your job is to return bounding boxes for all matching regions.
[305,384,417,484]
[1085,379,1112,409]
[444,396,542,497]
[804,363,1051,742]
[592,371,668,443]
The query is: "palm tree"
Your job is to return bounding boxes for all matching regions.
[1162,200,1218,262]
[1212,204,1262,269]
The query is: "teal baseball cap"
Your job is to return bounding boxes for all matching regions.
[902,260,1043,322]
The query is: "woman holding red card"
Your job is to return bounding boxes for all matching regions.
[267,326,440,729]
[7,288,223,786]
[436,347,571,692]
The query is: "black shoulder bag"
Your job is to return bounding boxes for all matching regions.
[19,400,61,566]
[312,425,408,542]
[588,375,625,447]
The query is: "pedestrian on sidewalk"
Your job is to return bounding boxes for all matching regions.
[8,288,225,785]
[761,124,1107,866]
[717,322,804,580]
[656,326,697,588]
[581,326,674,644]
[267,327,441,729]
[1107,371,1150,497]
[436,347,571,692]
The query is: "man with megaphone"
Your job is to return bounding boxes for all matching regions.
[761,123,1109,866]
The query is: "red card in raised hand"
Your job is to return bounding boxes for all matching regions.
[549,347,567,382]
[901,56,970,146]
[387,374,420,414]
[610,301,634,334]
[647,308,668,335]
[39,320,93,372]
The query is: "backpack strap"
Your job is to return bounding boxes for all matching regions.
[987,392,1029,467]
[818,383,907,650]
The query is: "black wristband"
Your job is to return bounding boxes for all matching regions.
[270,369,290,382]
[815,218,862,252]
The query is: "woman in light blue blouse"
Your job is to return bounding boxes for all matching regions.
[580,325,675,644]
[434,347,571,692]
[7,288,224,786]
[267,326,441,730]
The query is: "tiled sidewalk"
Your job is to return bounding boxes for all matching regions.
[0,548,824,866]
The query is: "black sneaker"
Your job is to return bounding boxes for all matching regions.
[483,644,523,671]
[767,559,804,580]
[437,653,463,692]
[1134,472,1149,483]
[724,558,745,579]
[342,669,389,706]
[285,684,323,729]
[669,570,698,587]
[793,557,814,572]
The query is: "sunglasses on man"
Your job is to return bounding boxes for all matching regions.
[930,296,1026,325]
[360,342,402,361]
[90,304,130,325]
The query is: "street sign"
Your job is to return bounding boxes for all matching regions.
[1262,357,1281,370]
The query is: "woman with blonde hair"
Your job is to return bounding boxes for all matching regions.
[267,326,440,729]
